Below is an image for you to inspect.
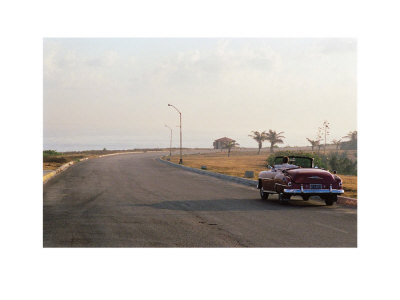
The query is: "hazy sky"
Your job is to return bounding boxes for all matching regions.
[43,38,356,151]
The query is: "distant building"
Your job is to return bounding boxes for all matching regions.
[213,137,236,149]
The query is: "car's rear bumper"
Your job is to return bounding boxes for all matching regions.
[283,188,344,194]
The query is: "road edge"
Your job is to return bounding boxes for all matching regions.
[158,157,357,207]
[43,158,89,184]
[43,151,150,184]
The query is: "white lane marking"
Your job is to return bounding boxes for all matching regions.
[314,222,349,234]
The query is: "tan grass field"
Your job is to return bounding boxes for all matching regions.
[167,150,357,199]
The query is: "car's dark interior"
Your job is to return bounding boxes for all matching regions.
[273,156,314,168]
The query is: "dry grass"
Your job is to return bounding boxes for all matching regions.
[43,162,63,170]
[338,175,357,199]
[169,151,268,177]
[43,153,99,170]
[167,150,357,199]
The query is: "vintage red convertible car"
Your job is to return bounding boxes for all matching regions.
[257,156,344,205]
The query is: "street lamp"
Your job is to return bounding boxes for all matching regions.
[168,104,183,164]
[164,124,172,158]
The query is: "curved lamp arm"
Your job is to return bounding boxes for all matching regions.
[168,104,181,114]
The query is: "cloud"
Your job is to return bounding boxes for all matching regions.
[316,39,356,54]
[147,40,281,87]
[86,50,119,67]
[44,42,123,90]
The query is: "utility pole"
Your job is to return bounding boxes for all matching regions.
[168,104,183,164]
[164,124,172,157]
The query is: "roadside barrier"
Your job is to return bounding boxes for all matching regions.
[43,161,75,184]
[43,171,56,183]
[158,158,258,187]
[244,171,254,178]
[337,196,357,207]
[158,157,357,207]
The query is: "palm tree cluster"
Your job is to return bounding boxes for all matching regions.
[249,130,285,154]
[248,131,267,154]
[248,122,356,153]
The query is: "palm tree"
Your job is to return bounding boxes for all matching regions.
[306,138,320,151]
[265,130,285,153]
[341,130,357,150]
[222,140,240,157]
[343,130,357,142]
[248,131,267,154]
[332,139,342,150]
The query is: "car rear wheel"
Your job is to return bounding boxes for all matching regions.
[260,187,269,200]
[325,199,334,206]
[279,193,290,204]
[324,195,337,206]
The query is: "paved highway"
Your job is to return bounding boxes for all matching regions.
[43,152,357,247]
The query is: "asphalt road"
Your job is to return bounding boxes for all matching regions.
[43,152,357,247]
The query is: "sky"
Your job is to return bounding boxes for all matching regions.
[43,38,356,151]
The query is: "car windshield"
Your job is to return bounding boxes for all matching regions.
[274,156,313,168]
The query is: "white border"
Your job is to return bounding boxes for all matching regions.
[2,0,400,299]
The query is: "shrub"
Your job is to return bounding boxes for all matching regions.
[43,150,61,156]
[327,151,357,175]
[267,150,357,175]
[43,156,67,163]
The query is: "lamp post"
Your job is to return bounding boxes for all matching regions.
[164,124,172,157]
[168,104,183,164]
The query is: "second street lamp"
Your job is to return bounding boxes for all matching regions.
[168,104,183,164]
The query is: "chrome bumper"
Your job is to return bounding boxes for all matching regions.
[283,188,344,194]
